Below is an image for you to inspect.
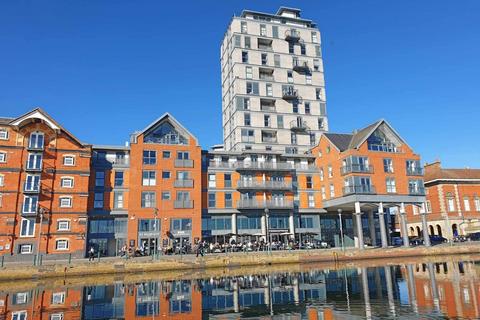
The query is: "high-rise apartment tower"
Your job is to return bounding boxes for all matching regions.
[221,7,328,153]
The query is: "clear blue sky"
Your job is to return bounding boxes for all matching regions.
[1,1,479,167]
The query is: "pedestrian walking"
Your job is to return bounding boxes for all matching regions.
[88,246,95,262]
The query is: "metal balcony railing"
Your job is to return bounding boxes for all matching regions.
[25,162,42,172]
[340,164,374,175]
[237,199,294,210]
[174,179,193,188]
[285,29,301,41]
[292,58,310,73]
[174,159,194,168]
[290,120,309,132]
[282,88,298,100]
[406,167,424,176]
[27,144,44,152]
[236,162,295,171]
[343,185,376,195]
[237,180,293,190]
[174,200,194,209]
[409,187,426,196]
[23,182,40,193]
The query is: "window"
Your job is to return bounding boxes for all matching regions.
[291,132,297,144]
[316,88,322,100]
[225,193,232,208]
[330,184,335,197]
[0,152,5,163]
[162,191,171,200]
[310,133,316,146]
[261,53,267,65]
[318,118,324,129]
[426,201,432,213]
[0,128,8,140]
[311,32,318,43]
[274,54,280,67]
[171,218,192,231]
[300,43,306,55]
[313,59,320,71]
[208,174,216,188]
[143,150,156,165]
[277,115,284,128]
[305,102,311,114]
[234,35,241,47]
[115,152,125,164]
[245,66,253,79]
[306,176,313,189]
[61,177,73,188]
[242,51,249,63]
[59,197,72,208]
[141,192,156,208]
[162,151,171,158]
[386,177,396,193]
[289,42,294,54]
[24,174,40,191]
[266,83,273,96]
[94,192,104,208]
[260,24,266,36]
[328,165,333,178]
[244,113,251,126]
[287,70,293,83]
[306,73,312,84]
[138,219,160,232]
[321,186,326,200]
[236,97,250,110]
[63,156,75,166]
[22,195,38,213]
[241,129,255,142]
[162,171,171,179]
[447,197,455,212]
[19,244,32,254]
[177,151,189,160]
[292,101,299,113]
[241,21,247,33]
[224,174,232,188]
[50,313,64,320]
[464,197,471,211]
[208,193,216,207]
[272,26,278,38]
[14,292,28,304]
[95,171,105,187]
[474,197,480,211]
[29,132,44,149]
[320,168,324,181]
[12,311,27,320]
[114,171,124,187]
[26,153,42,169]
[244,36,251,48]
[114,192,124,209]
[307,194,315,208]
[55,240,69,251]
[142,170,156,186]
[0,174,3,187]
[57,220,70,231]
[20,218,35,237]
[383,158,394,173]
[264,115,270,127]
[315,45,321,57]
[52,292,66,304]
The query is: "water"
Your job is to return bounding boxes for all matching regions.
[1,255,479,319]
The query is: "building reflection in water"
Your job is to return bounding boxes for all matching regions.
[0,259,479,319]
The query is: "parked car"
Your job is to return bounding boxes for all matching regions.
[409,237,423,246]
[429,235,448,245]
[467,232,480,241]
[391,237,403,246]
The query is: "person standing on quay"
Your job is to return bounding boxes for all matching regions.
[88,246,95,262]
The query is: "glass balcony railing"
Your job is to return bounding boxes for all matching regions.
[343,185,376,195]
[341,164,373,175]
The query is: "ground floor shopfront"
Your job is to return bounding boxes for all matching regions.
[407,213,480,240]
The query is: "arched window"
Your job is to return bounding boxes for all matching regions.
[436,225,443,237]
[429,225,435,236]
[416,226,422,237]
[409,227,415,236]
[452,224,458,237]
[29,131,44,149]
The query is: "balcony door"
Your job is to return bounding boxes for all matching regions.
[29,132,44,149]
[27,153,42,170]
[25,174,40,191]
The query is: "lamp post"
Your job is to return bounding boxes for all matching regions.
[338,209,345,251]
[153,208,159,259]
[36,207,46,265]
[264,208,270,252]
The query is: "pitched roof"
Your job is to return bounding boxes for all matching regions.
[425,162,480,182]
[0,117,13,124]
[348,120,382,149]
[323,133,353,151]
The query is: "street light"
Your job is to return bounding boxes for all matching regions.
[36,207,47,265]
[264,208,270,252]
[338,209,345,251]
[153,208,159,259]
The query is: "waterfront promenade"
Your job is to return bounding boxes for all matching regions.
[1,242,480,283]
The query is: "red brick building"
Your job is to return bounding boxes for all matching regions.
[0,108,91,259]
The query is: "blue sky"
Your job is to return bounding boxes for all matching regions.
[1,1,479,167]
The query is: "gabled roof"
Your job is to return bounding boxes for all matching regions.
[6,107,87,147]
[133,112,198,145]
[320,119,410,152]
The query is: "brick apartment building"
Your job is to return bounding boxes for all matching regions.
[0,108,91,259]
[406,161,480,240]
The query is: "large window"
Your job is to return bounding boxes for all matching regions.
[208,174,216,188]
[141,192,156,208]
[475,197,480,212]
[89,220,114,233]
[0,128,8,140]
[177,151,189,160]
[208,193,216,208]
[308,193,315,208]
[143,150,156,165]
[26,153,42,169]
[142,170,156,186]
[25,174,40,191]
[238,216,261,230]
[114,171,124,187]
[138,219,160,232]
[269,215,289,229]
[29,132,44,149]
[202,217,232,231]
[114,192,124,209]
[224,174,232,188]
[383,158,394,173]
[246,82,259,95]
[20,218,35,237]
[94,192,104,208]
[22,195,38,213]
[447,197,456,212]
[171,219,192,231]
[464,197,471,211]
[95,171,105,187]
[295,216,314,229]
[225,193,232,208]
[386,177,396,193]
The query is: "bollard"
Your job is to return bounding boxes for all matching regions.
[68,253,72,265]
[39,254,43,266]
[1,255,4,267]
[97,252,100,262]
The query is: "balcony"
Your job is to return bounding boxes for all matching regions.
[343,185,376,195]
[407,167,424,176]
[340,164,374,175]
[25,163,42,172]
[409,187,426,196]
[292,58,310,73]
[285,29,301,42]
[27,144,44,152]
[174,159,194,168]
[174,179,193,188]
[290,120,309,132]
[236,162,295,172]
[237,199,294,210]
[208,161,237,169]
[282,88,298,101]
[237,180,293,191]
[23,182,40,194]
[174,200,194,209]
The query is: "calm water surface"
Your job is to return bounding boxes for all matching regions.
[2,257,480,319]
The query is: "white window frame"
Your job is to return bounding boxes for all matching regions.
[29,131,45,149]
[60,177,74,188]
[114,191,124,209]
[63,155,75,166]
[50,313,64,320]
[0,128,8,140]
[20,218,35,237]
[51,291,66,304]
[245,66,253,79]
[22,195,38,214]
[308,194,315,208]
[208,173,216,188]
[0,174,4,187]
[12,311,27,320]
[0,193,3,208]
[59,196,72,208]
[15,292,28,304]
[55,239,69,251]
[19,244,32,254]
[142,170,156,186]
[329,184,335,198]
[386,177,397,193]
[321,186,326,200]
[57,220,70,231]
[328,165,333,178]
[464,198,471,211]
[0,151,6,163]
[475,198,480,212]
[447,198,455,212]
